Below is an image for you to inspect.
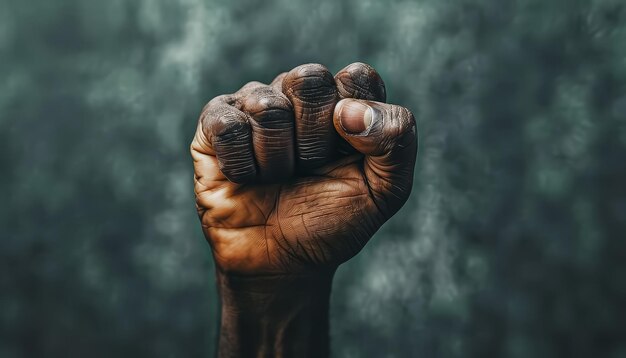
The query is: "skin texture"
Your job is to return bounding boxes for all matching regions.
[191,62,417,357]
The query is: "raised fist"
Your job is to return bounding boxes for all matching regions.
[191,63,417,276]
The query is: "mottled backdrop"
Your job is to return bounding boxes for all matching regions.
[2,0,625,357]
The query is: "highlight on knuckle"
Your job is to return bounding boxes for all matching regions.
[243,87,293,119]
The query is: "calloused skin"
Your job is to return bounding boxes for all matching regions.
[191,62,417,357]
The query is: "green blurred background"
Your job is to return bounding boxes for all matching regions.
[2,0,625,357]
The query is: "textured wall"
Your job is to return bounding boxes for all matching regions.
[1,0,625,357]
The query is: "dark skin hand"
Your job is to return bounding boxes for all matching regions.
[191,62,417,357]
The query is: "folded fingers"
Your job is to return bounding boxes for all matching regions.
[198,81,297,184]
[195,63,388,184]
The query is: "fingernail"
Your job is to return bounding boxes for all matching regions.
[338,100,373,135]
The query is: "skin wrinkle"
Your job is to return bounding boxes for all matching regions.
[205,103,257,183]
[243,85,295,182]
[283,64,338,172]
[270,184,304,269]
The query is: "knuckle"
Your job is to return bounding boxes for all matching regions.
[283,63,336,99]
[243,87,292,118]
[209,107,249,137]
[200,95,234,124]
[201,96,239,135]
[213,122,250,150]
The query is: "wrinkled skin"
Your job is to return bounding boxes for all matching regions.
[191,62,417,276]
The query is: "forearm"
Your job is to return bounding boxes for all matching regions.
[216,270,335,358]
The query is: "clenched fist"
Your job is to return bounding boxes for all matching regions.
[192,62,416,275]
[191,62,417,357]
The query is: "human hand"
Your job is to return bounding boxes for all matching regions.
[191,62,417,357]
[191,62,417,276]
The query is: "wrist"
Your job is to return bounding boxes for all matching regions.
[216,269,335,358]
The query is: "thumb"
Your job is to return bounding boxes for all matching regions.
[333,99,418,217]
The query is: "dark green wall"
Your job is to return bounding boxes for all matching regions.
[1,0,625,357]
